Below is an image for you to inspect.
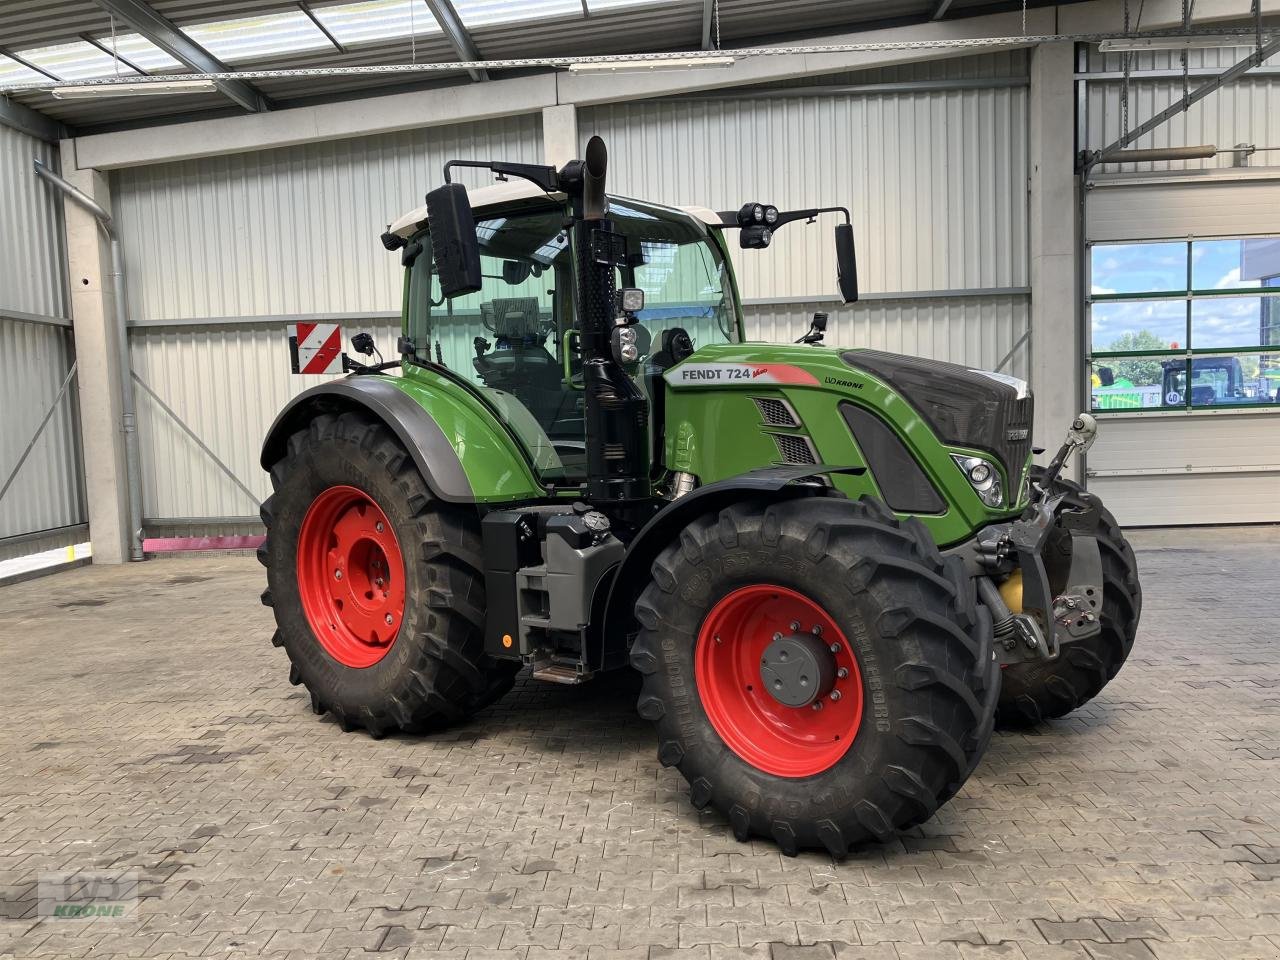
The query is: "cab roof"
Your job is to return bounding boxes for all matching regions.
[388,179,723,238]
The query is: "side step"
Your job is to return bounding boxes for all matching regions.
[531,660,592,685]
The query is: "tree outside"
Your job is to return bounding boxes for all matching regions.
[1098,329,1170,386]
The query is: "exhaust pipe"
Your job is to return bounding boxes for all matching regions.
[565,136,651,504]
[582,135,608,221]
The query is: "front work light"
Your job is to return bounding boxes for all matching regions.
[951,454,1003,508]
[618,287,645,313]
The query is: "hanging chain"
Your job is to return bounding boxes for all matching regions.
[1181,0,1189,101]
[110,13,119,78]
[410,0,416,65]
[714,0,721,51]
[1021,0,1027,36]
[1121,0,1131,140]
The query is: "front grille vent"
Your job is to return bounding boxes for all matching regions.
[771,433,818,465]
[753,396,800,428]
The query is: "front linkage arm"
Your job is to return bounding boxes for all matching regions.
[957,413,1107,666]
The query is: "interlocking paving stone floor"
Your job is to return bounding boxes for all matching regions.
[1,527,1279,960]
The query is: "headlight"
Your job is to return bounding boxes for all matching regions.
[619,342,639,362]
[951,454,1003,508]
[753,204,764,223]
[764,205,779,224]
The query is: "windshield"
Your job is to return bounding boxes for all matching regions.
[405,199,737,483]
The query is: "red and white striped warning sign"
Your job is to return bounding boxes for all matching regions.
[288,322,345,375]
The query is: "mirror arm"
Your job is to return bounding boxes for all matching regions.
[715,206,851,231]
[442,159,561,193]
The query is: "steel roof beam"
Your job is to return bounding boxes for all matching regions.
[87,0,270,112]
[0,94,68,142]
[932,0,955,20]
[422,0,488,82]
[702,0,715,49]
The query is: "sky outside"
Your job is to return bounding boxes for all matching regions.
[1091,239,1280,352]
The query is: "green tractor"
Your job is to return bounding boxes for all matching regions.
[259,137,1141,855]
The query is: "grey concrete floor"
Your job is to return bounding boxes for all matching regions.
[1,527,1279,960]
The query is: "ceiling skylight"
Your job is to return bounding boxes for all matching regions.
[312,0,441,45]
[94,33,183,72]
[0,55,47,86]
[451,0,583,29]
[18,40,143,82]
[182,10,333,63]
[586,0,681,10]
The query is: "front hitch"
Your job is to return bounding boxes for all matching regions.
[971,412,1107,665]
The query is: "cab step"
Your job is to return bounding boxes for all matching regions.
[531,660,592,685]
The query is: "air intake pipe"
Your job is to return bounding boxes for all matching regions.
[563,136,651,504]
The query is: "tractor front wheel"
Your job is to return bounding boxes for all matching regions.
[631,496,997,856]
[259,411,517,736]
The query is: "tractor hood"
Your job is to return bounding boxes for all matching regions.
[839,349,1034,497]
[662,342,1034,500]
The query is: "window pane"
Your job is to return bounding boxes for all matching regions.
[100,33,182,72]
[18,40,142,81]
[183,11,331,63]
[0,54,47,85]
[1191,295,1280,350]
[1090,356,1178,411]
[451,0,583,28]
[1091,300,1186,353]
[1186,353,1280,408]
[1192,237,1280,290]
[1091,242,1187,295]
[312,0,439,45]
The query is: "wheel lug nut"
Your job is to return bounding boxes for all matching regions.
[789,621,800,632]
[772,632,782,642]
[375,521,385,533]
[334,570,342,581]
[830,690,842,702]
[812,701,824,711]
[811,624,823,636]
[384,613,394,625]
[829,642,840,654]
[837,667,849,679]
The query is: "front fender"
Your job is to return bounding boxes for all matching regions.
[595,465,864,670]
[260,376,474,501]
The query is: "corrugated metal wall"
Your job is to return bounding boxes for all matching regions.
[743,294,1029,379]
[1084,46,1280,174]
[0,125,67,320]
[128,318,400,521]
[0,124,84,550]
[112,114,544,321]
[110,55,1030,523]
[580,80,1029,298]
[112,114,543,522]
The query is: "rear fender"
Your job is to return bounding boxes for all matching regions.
[260,376,473,501]
[596,465,863,671]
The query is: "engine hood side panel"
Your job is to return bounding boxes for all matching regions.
[661,342,1027,546]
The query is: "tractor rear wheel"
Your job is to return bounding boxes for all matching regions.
[995,469,1141,727]
[259,411,517,736]
[630,496,997,856]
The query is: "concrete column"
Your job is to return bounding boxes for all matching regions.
[59,142,130,564]
[1027,42,1081,480]
[541,104,578,167]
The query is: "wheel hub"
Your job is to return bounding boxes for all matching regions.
[760,633,836,707]
[694,584,864,778]
[296,485,406,669]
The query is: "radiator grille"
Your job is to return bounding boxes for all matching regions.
[753,396,800,428]
[771,433,818,465]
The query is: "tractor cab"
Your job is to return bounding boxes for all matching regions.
[387,181,741,485]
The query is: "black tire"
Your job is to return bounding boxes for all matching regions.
[259,410,518,736]
[995,469,1141,727]
[630,496,998,857]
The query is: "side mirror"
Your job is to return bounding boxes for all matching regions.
[834,222,858,303]
[425,182,481,298]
